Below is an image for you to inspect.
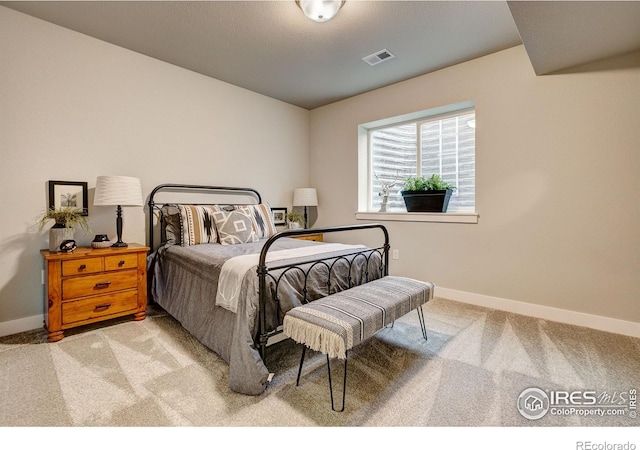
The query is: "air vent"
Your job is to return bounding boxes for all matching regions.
[362,49,395,66]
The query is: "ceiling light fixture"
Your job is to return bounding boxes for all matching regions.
[296,0,345,23]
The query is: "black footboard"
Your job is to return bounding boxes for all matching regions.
[256,224,389,362]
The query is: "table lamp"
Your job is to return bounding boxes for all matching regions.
[93,176,143,248]
[293,188,318,229]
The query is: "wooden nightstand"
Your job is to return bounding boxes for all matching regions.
[291,233,323,242]
[41,243,149,342]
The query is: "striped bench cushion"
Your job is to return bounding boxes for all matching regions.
[283,276,433,359]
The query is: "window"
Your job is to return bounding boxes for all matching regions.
[359,102,476,215]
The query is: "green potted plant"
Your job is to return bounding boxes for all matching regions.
[285,211,305,229]
[400,174,456,212]
[37,207,90,251]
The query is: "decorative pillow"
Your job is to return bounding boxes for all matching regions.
[237,203,278,239]
[212,209,259,245]
[178,205,219,246]
[160,204,182,245]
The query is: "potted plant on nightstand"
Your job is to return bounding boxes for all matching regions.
[37,207,90,252]
[285,211,305,229]
[401,174,456,212]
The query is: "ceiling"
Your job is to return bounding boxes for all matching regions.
[3,1,640,110]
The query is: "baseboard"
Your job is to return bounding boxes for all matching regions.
[435,286,640,338]
[3,289,639,340]
[0,314,44,338]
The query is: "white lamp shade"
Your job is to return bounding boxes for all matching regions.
[94,176,143,206]
[293,188,318,207]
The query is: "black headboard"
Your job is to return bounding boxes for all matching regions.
[147,183,262,252]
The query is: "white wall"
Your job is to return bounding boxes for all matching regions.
[2,6,638,338]
[309,46,640,331]
[0,7,309,328]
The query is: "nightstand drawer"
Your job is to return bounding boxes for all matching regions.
[62,290,138,325]
[105,253,138,271]
[62,269,138,300]
[62,258,104,276]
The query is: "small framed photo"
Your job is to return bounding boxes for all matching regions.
[48,180,88,216]
[271,207,287,226]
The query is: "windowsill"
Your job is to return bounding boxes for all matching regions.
[355,211,479,224]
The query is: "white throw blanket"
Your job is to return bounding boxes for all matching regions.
[216,243,365,313]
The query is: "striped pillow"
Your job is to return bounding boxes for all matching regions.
[178,205,219,246]
[237,203,277,239]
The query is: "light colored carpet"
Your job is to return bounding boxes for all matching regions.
[1,297,638,428]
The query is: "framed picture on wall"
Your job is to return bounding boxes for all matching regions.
[271,207,287,226]
[48,180,89,216]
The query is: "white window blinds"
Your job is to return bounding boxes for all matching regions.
[370,109,475,212]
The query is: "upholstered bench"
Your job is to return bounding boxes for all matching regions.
[283,275,434,411]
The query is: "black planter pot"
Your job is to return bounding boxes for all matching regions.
[401,189,453,212]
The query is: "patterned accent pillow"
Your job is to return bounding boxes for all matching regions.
[212,209,259,245]
[237,203,278,239]
[160,204,182,245]
[178,205,219,246]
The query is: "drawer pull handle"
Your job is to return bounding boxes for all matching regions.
[79,264,87,270]
[118,260,125,267]
[94,303,112,312]
[94,281,112,289]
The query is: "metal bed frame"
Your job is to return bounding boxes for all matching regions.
[147,183,389,366]
[256,224,389,361]
[148,183,262,250]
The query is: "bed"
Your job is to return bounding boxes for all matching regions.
[147,184,389,395]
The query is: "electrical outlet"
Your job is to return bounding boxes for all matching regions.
[392,249,399,260]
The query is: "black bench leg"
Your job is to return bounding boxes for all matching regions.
[296,345,307,386]
[417,306,428,341]
[386,309,427,341]
[327,353,347,412]
[296,345,348,412]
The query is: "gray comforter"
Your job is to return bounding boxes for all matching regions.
[149,237,382,395]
